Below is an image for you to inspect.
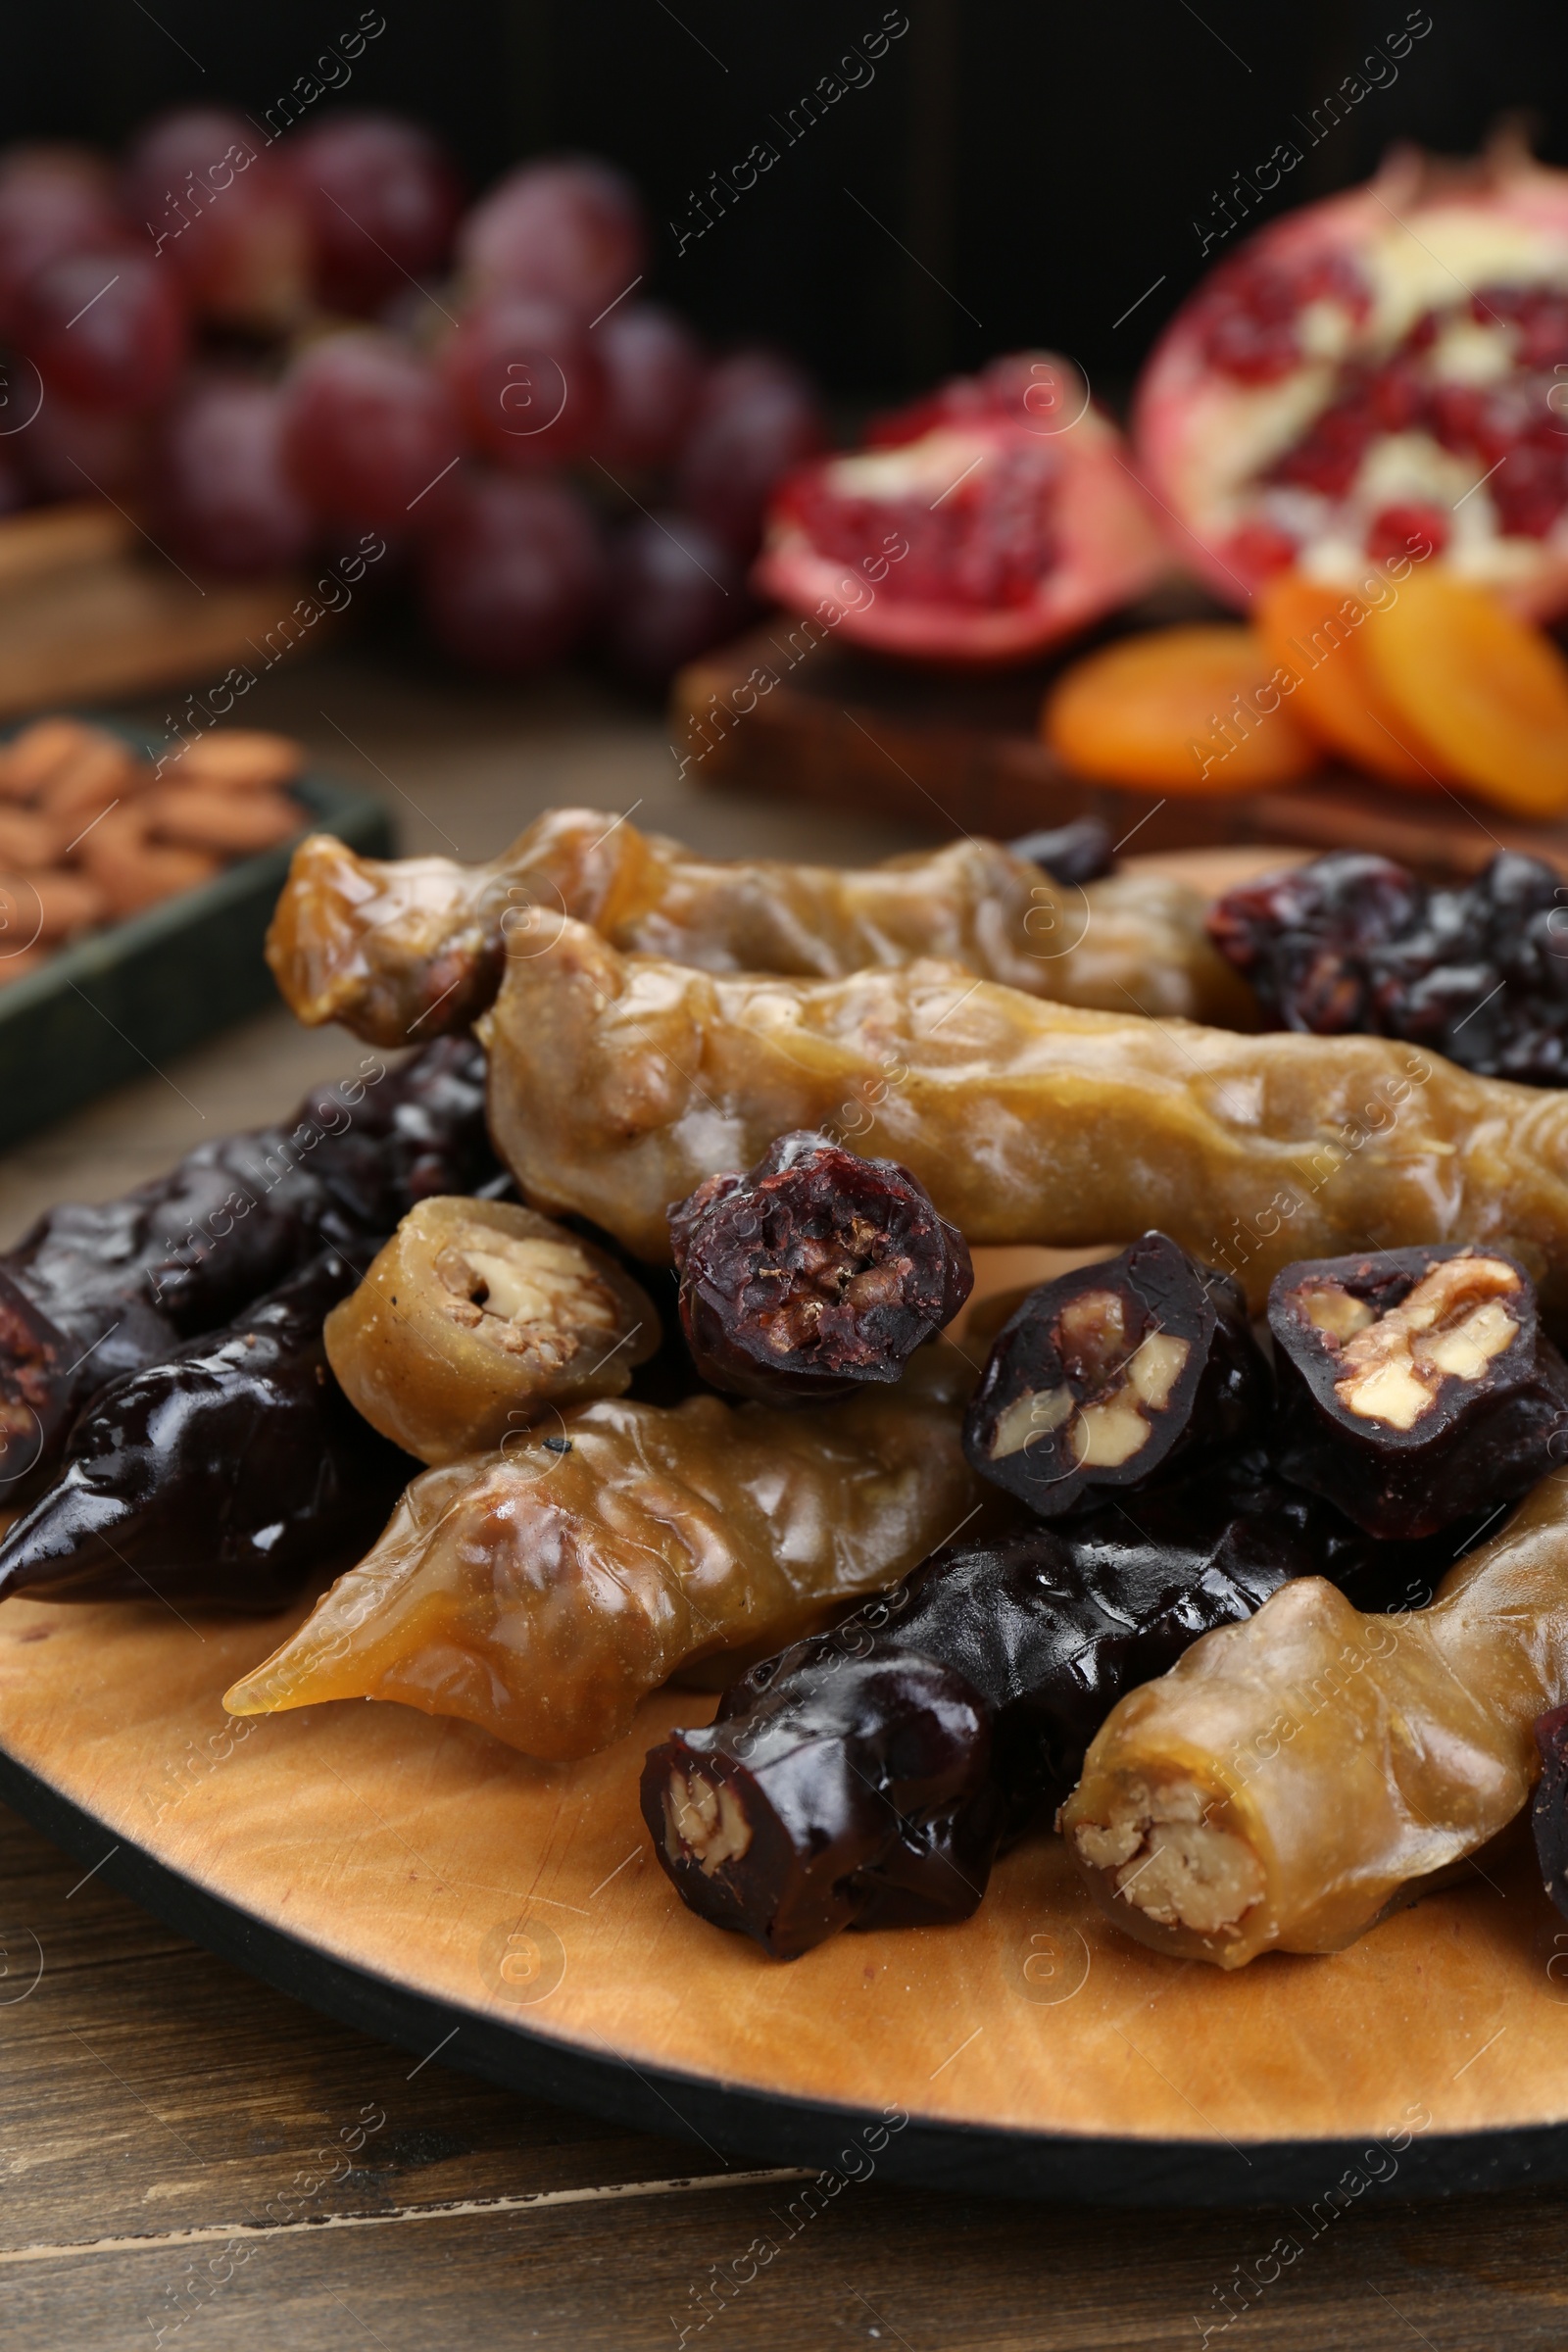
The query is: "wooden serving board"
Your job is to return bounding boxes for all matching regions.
[675,620,1568,881]
[3,845,1568,2208]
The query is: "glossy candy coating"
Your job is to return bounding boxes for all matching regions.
[1270,1244,1568,1537]
[0,1253,412,1612]
[668,1131,972,1404]
[222,1345,983,1760]
[642,1456,1387,1959]
[0,1038,496,1501]
[324,1196,660,1464]
[1062,1473,1568,1968]
[963,1231,1267,1517]
[265,810,1249,1048]
[480,913,1568,1314]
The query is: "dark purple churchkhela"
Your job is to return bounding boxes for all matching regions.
[1008,816,1117,886]
[1206,848,1568,1085]
[0,1251,413,1613]
[0,1036,496,1502]
[962,1230,1268,1519]
[667,1129,973,1404]
[1268,1244,1568,1540]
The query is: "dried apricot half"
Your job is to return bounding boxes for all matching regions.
[1361,570,1568,818]
[1043,623,1320,795]
[1254,573,1443,790]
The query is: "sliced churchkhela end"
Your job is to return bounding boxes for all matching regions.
[264,808,1246,1049]
[667,1130,972,1405]
[1061,1474,1568,1968]
[0,1036,495,1503]
[1269,1245,1568,1537]
[640,1455,1456,1959]
[222,1345,982,1761]
[323,1197,660,1464]
[480,912,1568,1311]
[0,1253,412,1612]
[962,1231,1267,1516]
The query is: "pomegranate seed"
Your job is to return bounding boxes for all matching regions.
[1367,503,1449,564]
[1271,384,1376,498]
[1492,443,1568,539]
[1224,519,1298,580]
[1371,359,1425,434]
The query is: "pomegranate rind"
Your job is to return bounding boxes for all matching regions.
[1360,569,1568,817]
[1255,570,1446,789]
[756,360,1169,666]
[1043,623,1322,794]
[1135,144,1568,619]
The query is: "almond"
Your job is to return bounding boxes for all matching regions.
[167,730,304,790]
[147,786,302,856]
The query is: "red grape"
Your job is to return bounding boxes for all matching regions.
[287,112,463,315]
[602,511,745,685]
[441,292,604,468]
[122,107,310,333]
[676,350,826,557]
[458,157,645,318]
[0,148,125,336]
[592,302,703,468]
[280,330,462,532]
[13,247,187,412]
[419,469,602,672]
[156,378,314,575]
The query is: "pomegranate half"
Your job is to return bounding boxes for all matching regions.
[1135,137,1568,618]
[756,353,1168,663]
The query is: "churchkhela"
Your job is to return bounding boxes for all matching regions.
[479,911,1568,1310]
[222,1346,984,1759]
[266,808,1252,1047]
[1267,1245,1568,1538]
[668,1131,972,1404]
[323,1197,661,1464]
[1061,1471,1568,1968]
[0,1252,411,1612]
[962,1232,1267,1517]
[0,1036,496,1501]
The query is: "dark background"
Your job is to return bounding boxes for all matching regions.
[4,2,1566,399]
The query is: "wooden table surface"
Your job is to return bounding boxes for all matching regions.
[4,647,1568,2349]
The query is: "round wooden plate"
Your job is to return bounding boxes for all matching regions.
[4,1398,1568,2205]
[4,842,1568,2207]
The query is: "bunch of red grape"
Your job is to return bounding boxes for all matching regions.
[0,110,828,682]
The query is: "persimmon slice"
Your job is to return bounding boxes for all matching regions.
[1043,623,1320,795]
[1254,573,1443,790]
[1361,570,1568,819]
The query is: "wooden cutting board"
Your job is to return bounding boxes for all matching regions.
[674,621,1568,880]
[2,846,1566,2207]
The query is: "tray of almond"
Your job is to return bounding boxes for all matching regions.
[12,134,1568,2210]
[0,717,388,1145]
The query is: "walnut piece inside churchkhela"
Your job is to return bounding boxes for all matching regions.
[1269,1244,1568,1538]
[962,1231,1268,1517]
[323,1197,660,1465]
[667,1131,973,1404]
